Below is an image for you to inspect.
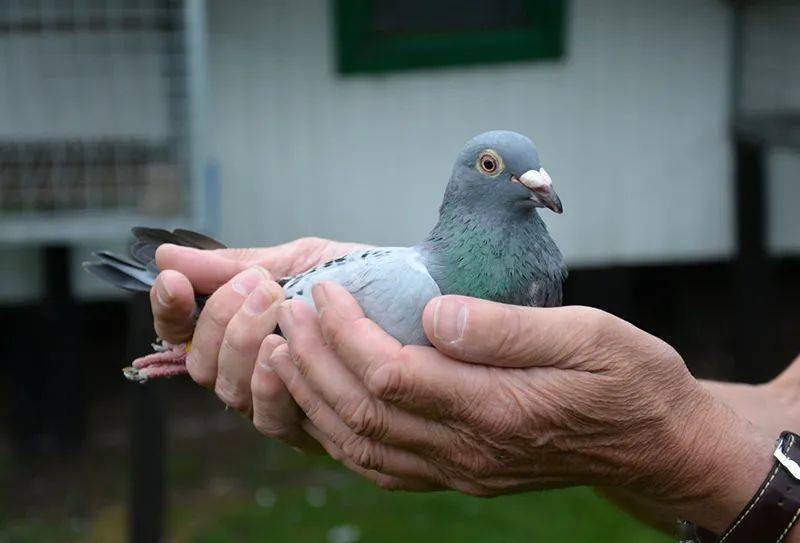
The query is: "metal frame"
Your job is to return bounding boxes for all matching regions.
[0,0,210,245]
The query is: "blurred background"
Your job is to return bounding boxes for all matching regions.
[0,0,798,541]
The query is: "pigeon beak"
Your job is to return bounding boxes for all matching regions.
[512,168,563,214]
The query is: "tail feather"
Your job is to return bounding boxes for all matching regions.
[94,249,145,271]
[131,240,158,267]
[83,227,227,297]
[172,229,226,250]
[82,261,152,292]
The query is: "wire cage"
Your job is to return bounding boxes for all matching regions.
[0,0,207,243]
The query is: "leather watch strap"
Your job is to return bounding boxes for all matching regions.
[713,431,800,543]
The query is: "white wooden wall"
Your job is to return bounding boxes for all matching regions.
[207,0,734,265]
[4,0,799,302]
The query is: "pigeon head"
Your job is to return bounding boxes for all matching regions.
[445,130,563,215]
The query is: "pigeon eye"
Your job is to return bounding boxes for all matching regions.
[476,150,503,177]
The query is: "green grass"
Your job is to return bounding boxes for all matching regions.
[178,486,669,543]
[168,454,670,543]
[0,391,672,543]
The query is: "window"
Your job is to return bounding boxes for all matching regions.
[334,0,566,74]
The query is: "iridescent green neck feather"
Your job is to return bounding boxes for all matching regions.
[419,201,566,307]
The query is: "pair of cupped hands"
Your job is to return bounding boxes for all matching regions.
[152,236,796,534]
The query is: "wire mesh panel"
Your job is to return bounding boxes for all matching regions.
[0,0,206,242]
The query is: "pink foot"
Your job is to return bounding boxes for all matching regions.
[123,340,190,383]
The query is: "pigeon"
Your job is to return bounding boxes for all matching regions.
[84,130,567,382]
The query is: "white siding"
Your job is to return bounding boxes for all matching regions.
[207,0,734,265]
[9,0,799,302]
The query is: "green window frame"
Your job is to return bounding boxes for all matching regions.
[334,0,566,75]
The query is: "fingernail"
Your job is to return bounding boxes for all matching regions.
[243,285,273,315]
[277,300,295,337]
[155,280,173,307]
[233,266,268,296]
[433,298,468,343]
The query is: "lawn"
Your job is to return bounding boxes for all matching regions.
[0,385,671,543]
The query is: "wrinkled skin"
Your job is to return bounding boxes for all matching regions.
[152,237,800,535]
[266,284,771,532]
[152,238,368,450]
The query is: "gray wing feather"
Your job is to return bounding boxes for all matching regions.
[282,247,441,345]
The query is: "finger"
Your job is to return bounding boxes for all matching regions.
[313,282,489,416]
[150,270,197,343]
[156,245,252,294]
[271,345,444,483]
[251,335,324,453]
[422,296,605,368]
[188,266,273,388]
[155,239,364,294]
[278,298,453,452]
[303,422,441,492]
[215,281,285,412]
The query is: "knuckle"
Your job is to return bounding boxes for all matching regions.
[214,376,249,412]
[471,457,500,480]
[322,316,348,351]
[189,370,215,389]
[342,435,382,472]
[251,371,282,401]
[374,475,401,491]
[455,480,495,498]
[186,356,216,388]
[207,304,234,330]
[222,322,255,355]
[338,395,385,439]
[252,418,274,437]
[493,308,525,359]
[450,448,498,479]
[365,357,405,402]
[576,306,616,343]
[301,396,324,423]
[288,343,314,378]
[292,237,326,270]
[297,236,324,250]
[252,415,289,439]
[326,444,346,463]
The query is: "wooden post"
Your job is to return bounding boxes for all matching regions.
[733,137,773,382]
[127,296,166,543]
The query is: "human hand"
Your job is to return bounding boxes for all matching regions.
[268,282,774,532]
[148,237,369,449]
[150,237,369,342]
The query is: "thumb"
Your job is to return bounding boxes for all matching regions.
[156,245,255,294]
[422,295,588,368]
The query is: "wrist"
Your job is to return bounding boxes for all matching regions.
[676,394,777,532]
[657,389,775,532]
[702,378,800,438]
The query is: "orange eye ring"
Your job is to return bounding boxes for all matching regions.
[476,149,504,177]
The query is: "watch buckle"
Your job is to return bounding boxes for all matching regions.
[774,436,800,481]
